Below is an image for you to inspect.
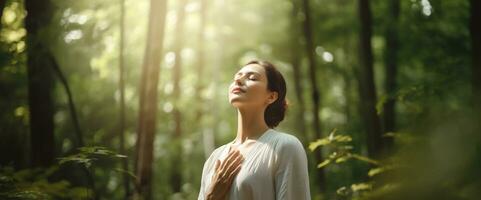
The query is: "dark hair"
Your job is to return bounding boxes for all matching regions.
[245,60,287,128]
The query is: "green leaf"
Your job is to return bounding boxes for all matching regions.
[368,165,396,177]
[115,154,127,158]
[57,146,126,169]
[336,186,349,196]
[351,153,380,165]
[309,139,330,151]
[368,167,385,177]
[351,183,372,191]
[317,159,331,168]
[335,155,349,163]
[328,128,338,141]
[334,135,352,142]
[328,152,338,159]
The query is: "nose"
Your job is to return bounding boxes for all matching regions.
[234,76,245,86]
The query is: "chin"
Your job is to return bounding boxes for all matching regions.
[229,98,248,108]
[229,100,242,108]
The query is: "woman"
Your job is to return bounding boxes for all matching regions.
[198,60,311,200]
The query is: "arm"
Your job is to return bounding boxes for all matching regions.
[275,137,311,200]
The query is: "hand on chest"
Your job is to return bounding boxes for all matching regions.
[230,142,277,188]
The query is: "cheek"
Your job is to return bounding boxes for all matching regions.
[247,83,269,98]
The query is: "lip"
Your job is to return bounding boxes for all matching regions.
[231,87,246,94]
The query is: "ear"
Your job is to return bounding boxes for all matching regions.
[266,91,278,105]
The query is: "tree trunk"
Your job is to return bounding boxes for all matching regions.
[196,0,215,159]
[118,0,130,198]
[210,0,227,149]
[471,0,481,107]
[170,0,188,193]
[301,0,326,192]
[357,0,384,159]
[383,0,400,151]
[24,0,55,168]
[289,0,307,143]
[48,54,84,147]
[134,0,168,199]
[195,0,207,122]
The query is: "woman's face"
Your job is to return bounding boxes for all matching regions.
[228,64,277,109]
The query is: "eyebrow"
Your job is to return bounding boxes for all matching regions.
[235,71,261,76]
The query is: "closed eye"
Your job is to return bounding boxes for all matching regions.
[233,72,260,80]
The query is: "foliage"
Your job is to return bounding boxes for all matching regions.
[311,122,481,200]
[310,129,381,169]
[58,146,127,170]
[60,146,134,193]
[0,166,89,200]
[310,129,395,199]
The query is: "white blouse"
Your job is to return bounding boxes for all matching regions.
[198,129,311,200]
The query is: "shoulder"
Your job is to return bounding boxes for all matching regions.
[202,144,228,170]
[206,144,228,162]
[268,130,308,171]
[268,129,305,154]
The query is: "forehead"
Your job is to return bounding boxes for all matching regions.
[236,64,265,75]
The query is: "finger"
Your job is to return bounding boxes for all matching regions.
[227,164,242,182]
[222,165,241,192]
[226,165,241,190]
[224,153,244,174]
[220,153,242,179]
[220,150,237,170]
[220,150,240,170]
[221,157,242,182]
[222,152,242,175]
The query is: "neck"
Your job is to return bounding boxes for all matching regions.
[235,107,270,144]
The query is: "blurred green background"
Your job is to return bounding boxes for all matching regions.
[1,0,480,199]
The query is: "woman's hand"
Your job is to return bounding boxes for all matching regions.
[206,149,244,200]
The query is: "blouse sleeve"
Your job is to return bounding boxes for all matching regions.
[198,146,225,200]
[198,158,209,200]
[198,150,217,200]
[274,136,311,200]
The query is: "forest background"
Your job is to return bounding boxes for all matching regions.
[1,0,480,199]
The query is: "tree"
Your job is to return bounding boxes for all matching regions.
[195,0,207,122]
[134,0,168,199]
[118,0,130,198]
[470,0,481,107]
[24,0,56,168]
[301,0,326,192]
[195,0,215,159]
[289,0,307,143]
[48,54,84,147]
[357,0,384,159]
[170,0,188,193]
[382,0,400,150]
